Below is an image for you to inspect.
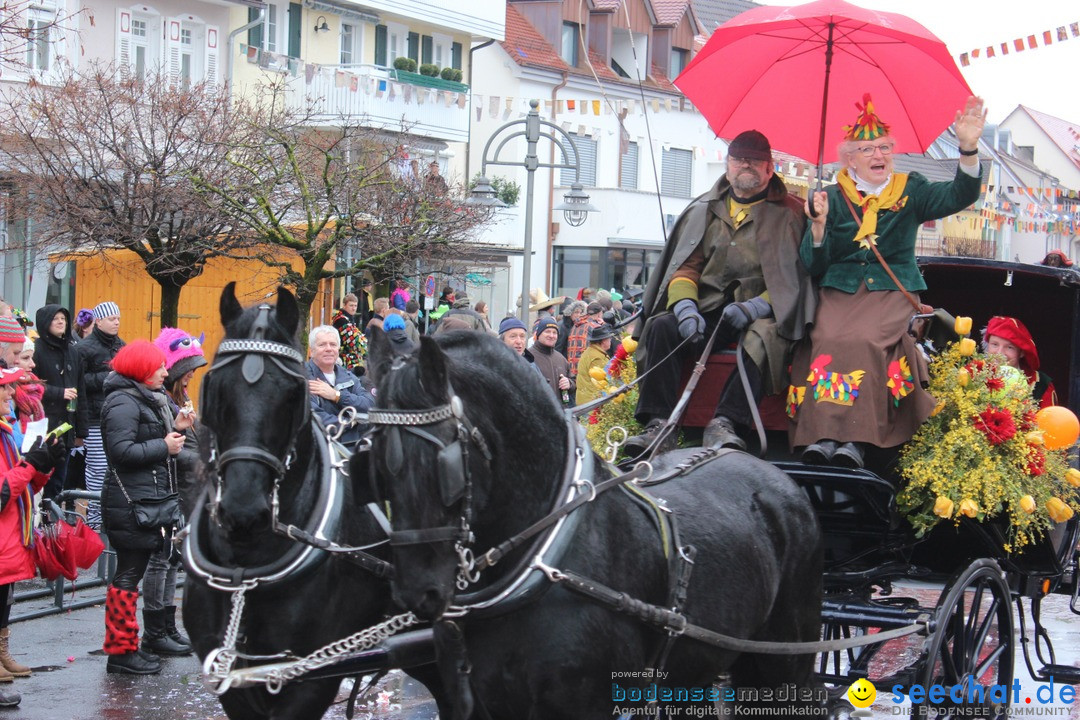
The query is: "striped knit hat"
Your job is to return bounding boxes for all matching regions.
[0,316,25,344]
[93,301,121,321]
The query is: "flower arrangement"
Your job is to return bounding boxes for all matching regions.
[584,337,643,458]
[897,325,1079,553]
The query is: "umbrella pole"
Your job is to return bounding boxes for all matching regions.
[810,21,835,217]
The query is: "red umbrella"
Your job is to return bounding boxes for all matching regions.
[675,0,972,170]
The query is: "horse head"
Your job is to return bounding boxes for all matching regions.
[363,329,565,620]
[200,282,309,540]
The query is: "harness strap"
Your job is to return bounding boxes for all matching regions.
[390,526,462,546]
[548,567,931,655]
[218,446,288,476]
[272,521,393,579]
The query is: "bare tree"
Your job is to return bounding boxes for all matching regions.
[192,88,495,337]
[0,1,84,73]
[0,64,255,326]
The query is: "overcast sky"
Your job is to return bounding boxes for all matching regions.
[772,0,1079,124]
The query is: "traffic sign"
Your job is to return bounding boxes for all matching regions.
[425,274,436,297]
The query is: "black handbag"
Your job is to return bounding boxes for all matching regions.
[112,463,182,531]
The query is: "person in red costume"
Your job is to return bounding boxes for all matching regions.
[982,316,1056,407]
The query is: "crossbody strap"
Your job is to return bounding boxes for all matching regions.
[839,192,924,314]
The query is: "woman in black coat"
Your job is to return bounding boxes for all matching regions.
[99,341,188,675]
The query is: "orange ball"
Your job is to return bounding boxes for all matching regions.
[1035,406,1080,451]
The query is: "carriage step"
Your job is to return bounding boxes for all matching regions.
[1036,665,1080,685]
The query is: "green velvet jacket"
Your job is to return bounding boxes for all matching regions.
[800,167,982,293]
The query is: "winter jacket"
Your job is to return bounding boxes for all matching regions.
[100,374,177,551]
[76,327,126,425]
[305,361,375,445]
[0,422,50,585]
[531,342,574,407]
[33,304,88,443]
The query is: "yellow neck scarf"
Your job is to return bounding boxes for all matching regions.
[836,169,908,248]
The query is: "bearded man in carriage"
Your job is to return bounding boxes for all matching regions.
[626,129,817,455]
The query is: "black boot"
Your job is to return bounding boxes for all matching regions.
[164,606,193,654]
[106,650,161,675]
[141,609,191,657]
[0,686,18,707]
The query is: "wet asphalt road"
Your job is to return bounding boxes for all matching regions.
[2,577,1078,719]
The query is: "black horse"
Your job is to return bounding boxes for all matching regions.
[358,329,824,719]
[182,284,443,720]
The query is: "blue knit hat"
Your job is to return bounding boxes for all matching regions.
[383,314,405,331]
[498,316,527,335]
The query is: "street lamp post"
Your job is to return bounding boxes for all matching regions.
[468,99,598,324]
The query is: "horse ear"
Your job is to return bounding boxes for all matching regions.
[275,286,300,339]
[366,327,393,382]
[417,336,449,396]
[220,282,243,328]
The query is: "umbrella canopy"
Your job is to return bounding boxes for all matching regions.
[676,0,972,165]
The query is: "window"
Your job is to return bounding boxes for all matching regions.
[553,247,660,299]
[661,147,693,198]
[118,8,164,82]
[559,133,597,187]
[247,4,278,52]
[561,22,579,66]
[670,48,688,79]
[163,16,219,86]
[620,141,638,190]
[340,23,355,64]
[26,18,52,71]
[131,18,148,78]
[407,31,419,62]
[179,26,193,87]
[421,35,433,65]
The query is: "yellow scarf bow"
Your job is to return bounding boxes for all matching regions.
[836,169,908,248]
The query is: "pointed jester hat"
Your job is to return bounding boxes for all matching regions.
[843,93,891,141]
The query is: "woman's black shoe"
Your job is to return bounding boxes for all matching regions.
[106,651,162,675]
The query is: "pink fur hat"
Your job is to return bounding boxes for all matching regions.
[153,327,207,385]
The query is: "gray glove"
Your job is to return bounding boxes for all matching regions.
[720,296,773,335]
[672,299,705,343]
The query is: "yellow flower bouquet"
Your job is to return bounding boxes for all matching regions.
[897,341,1079,552]
[584,338,643,458]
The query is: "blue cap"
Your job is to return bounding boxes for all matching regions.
[383,314,405,331]
[498,316,527,335]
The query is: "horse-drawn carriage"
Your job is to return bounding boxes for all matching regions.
[183,259,1080,719]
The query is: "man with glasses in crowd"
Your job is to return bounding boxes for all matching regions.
[625,130,815,455]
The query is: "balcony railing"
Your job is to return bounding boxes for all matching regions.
[280,61,470,143]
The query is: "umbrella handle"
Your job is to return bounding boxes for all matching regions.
[807,175,823,218]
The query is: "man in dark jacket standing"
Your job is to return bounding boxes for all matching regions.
[76,301,125,526]
[625,130,815,455]
[531,316,574,407]
[33,304,88,498]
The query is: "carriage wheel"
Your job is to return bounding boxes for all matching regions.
[917,559,1014,719]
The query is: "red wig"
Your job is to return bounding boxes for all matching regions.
[111,340,166,385]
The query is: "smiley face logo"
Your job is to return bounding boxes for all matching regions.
[847,678,876,708]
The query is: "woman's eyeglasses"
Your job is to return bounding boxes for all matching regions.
[856,143,895,157]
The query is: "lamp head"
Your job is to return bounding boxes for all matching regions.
[555,183,598,227]
[314,16,329,33]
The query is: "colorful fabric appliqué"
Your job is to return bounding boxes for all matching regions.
[886,357,915,406]
[807,353,865,406]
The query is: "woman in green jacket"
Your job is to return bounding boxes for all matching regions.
[788,94,985,469]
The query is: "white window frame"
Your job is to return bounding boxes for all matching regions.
[385,21,407,64]
[432,32,451,69]
[118,6,164,81]
[25,4,63,73]
[340,22,362,66]
[165,13,218,86]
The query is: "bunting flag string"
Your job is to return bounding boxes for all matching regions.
[958,20,1079,66]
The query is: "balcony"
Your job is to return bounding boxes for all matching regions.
[284,63,470,143]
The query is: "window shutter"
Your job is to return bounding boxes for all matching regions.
[165,17,182,83]
[205,25,219,84]
[247,7,262,50]
[421,35,433,64]
[407,31,419,62]
[117,8,133,74]
[451,42,462,70]
[620,141,639,190]
[287,2,301,58]
[374,24,387,66]
[560,134,597,186]
[661,148,693,198]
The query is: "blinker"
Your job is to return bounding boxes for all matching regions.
[438,441,466,507]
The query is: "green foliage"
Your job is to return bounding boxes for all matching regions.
[440,67,455,81]
[419,63,439,77]
[451,69,463,82]
[392,56,412,71]
[470,174,521,207]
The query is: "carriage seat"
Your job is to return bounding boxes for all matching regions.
[677,349,788,429]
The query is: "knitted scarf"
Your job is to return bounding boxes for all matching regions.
[836,168,909,248]
[15,377,45,433]
[0,418,33,548]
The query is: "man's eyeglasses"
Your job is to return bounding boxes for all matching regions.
[728,156,766,166]
[855,142,895,157]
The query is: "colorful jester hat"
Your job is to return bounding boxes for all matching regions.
[842,93,891,141]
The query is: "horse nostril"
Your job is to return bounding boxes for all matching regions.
[416,587,448,620]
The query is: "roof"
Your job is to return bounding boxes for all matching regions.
[690,0,758,34]
[500,3,684,94]
[501,5,569,73]
[651,0,692,25]
[891,154,959,183]
[1013,105,1080,173]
